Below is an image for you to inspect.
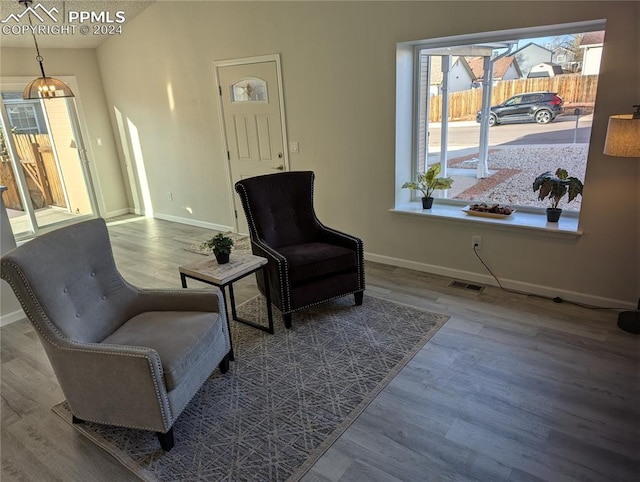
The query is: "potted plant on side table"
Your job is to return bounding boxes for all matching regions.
[533,168,584,222]
[402,163,454,209]
[202,233,234,264]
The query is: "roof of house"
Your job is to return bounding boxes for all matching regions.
[424,55,474,85]
[553,46,573,54]
[510,42,552,56]
[466,56,522,80]
[580,31,605,46]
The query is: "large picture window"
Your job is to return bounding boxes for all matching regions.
[401,21,605,216]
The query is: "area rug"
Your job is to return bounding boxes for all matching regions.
[53,294,448,481]
[184,232,251,255]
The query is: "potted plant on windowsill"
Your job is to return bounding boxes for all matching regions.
[533,168,584,222]
[202,233,234,264]
[402,164,454,209]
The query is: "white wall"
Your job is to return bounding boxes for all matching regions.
[429,57,473,94]
[503,63,521,80]
[583,46,604,75]
[94,0,638,307]
[447,60,474,93]
[4,1,636,308]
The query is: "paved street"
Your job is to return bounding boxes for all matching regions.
[427,114,593,148]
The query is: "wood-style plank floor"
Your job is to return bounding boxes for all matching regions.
[2,216,638,481]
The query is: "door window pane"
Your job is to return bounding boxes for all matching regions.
[231,78,268,102]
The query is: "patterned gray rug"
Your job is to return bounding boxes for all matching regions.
[53,294,448,481]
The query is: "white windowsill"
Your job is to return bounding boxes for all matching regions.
[391,202,582,239]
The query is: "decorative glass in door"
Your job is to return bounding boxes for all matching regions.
[231,78,268,102]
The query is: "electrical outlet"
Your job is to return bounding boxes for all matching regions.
[472,235,482,250]
[167,191,173,201]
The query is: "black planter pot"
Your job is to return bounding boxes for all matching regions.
[546,207,562,222]
[421,197,434,209]
[214,251,230,264]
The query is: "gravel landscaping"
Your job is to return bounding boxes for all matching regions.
[450,144,588,209]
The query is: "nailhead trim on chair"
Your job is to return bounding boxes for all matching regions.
[322,223,365,290]
[251,240,291,312]
[310,173,365,292]
[236,182,293,313]
[285,289,365,314]
[1,260,173,432]
[235,172,366,319]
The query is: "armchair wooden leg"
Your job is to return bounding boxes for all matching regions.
[355,291,364,306]
[219,353,230,374]
[283,313,292,329]
[157,428,174,451]
[72,415,84,424]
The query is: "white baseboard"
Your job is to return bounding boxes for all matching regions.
[104,208,133,218]
[364,252,636,310]
[152,213,233,233]
[1,308,25,327]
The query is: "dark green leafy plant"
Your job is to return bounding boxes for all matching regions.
[533,168,583,209]
[202,233,234,255]
[402,163,454,199]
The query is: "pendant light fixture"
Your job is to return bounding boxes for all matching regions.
[19,0,74,100]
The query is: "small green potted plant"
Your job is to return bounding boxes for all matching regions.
[202,233,234,264]
[402,163,454,209]
[533,168,584,222]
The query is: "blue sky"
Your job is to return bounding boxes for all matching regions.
[518,35,573,50]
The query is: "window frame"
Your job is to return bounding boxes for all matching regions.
[395,19,606,230]
[6,103,40,134]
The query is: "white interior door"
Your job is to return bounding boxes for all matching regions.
[215,55,288,234]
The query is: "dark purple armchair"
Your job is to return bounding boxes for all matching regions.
[235,171,365,328]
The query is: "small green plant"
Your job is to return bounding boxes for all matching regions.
[533,168,584,209]
[202,233,234,255]
[402,163,454,199]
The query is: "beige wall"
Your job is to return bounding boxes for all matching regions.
[0,48,129,218]
[45,99,93,215]
[4,1,638,307]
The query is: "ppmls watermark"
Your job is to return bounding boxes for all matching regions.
[1,3,126,37]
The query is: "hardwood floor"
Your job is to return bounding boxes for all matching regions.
[2,216,638,481]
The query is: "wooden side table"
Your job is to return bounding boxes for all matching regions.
[179,252,274,360]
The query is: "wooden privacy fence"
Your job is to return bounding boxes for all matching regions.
[0,133,66,211]
[0,159,22,210]
[429,74,599,122]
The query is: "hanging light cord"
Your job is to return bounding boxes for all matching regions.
[22,1,48,79]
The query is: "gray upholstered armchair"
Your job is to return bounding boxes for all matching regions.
[235,171,365,328]
[0,218,231,451]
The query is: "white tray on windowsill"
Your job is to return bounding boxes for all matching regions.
[462,205,516,219]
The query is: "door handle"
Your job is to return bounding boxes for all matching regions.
[272,165,284,171]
